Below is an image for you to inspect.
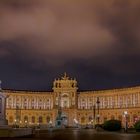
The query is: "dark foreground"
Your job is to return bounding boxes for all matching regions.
[3,128,140,140]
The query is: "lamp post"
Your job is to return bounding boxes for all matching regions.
[124,111,128,133]
[92,105,96,128]
[14,119,17,128]
[95,97,100,130]
[25,120,28,128]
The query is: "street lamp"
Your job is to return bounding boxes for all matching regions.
[25,120,28,128]
[124,111,128,133]
[92,105,96,128]
[14,119,17,128]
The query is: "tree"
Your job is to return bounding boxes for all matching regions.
[103,120,121,131]
[134,120,140,132]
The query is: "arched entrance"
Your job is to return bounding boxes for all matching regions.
[31,116,35,123]
[9,116,14,124]
[46,116,50,124]
[38,116,43,124]
[81,117,86,125]
[24,116,28,123]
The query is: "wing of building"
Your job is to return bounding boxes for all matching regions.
[3,73,140,128]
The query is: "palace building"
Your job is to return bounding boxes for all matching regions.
[2,73,140,127]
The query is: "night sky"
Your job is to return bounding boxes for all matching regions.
[0,0,140,91]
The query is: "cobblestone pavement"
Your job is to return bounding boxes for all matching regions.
[5,128,140,140]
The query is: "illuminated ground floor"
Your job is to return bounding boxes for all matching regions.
[6,107,140,128]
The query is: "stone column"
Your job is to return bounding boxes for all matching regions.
[0,81,8,126]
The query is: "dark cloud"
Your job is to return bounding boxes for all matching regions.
[0,0,115,60]
[0,0,140,90]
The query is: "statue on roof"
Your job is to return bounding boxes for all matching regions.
[62,72,69,80]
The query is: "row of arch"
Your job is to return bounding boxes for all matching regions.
[9,116,51,124]
[79,114,140,124]
[8,114,140,126]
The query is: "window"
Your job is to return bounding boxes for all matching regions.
[31,116,35,123]
[46,116,50,123]
[39,116,43,123]
[24,116,28,123]
[9,116,13,123]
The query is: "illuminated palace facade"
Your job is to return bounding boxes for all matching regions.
[3,73,140,127]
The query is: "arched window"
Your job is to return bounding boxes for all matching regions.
[9,116,14,123]
[39,116,43,123]
[24,116,28,123]
[31,116,35,123]
[46,116,50,123]
[81,117,85,124]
